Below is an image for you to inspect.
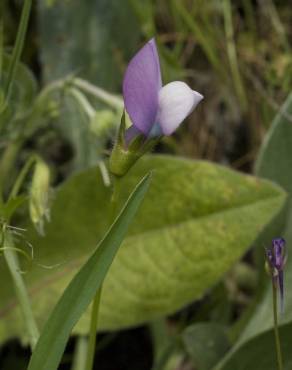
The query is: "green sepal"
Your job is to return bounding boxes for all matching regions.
[109,112,162,177]
[109,143,141,177]
[117,110,126,147]
[109,111,141,176]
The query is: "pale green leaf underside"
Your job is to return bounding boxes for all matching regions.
[0,155,285,343]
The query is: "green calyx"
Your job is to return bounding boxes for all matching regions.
[109,111,161,177]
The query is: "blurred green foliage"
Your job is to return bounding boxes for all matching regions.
[0,1,291,369]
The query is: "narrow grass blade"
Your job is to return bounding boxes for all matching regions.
[27,172,151,370]
[4,0,32,102]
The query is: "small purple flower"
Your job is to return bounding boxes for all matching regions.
[123,38,203,142]
[266,238,287,312]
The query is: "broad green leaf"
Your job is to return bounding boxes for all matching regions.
[214,321,292,370]
[254,93,292,253]
[214,94,292,369]
[27,172,151,370]
[255,93,292,191]
[38,0,140,90]
[0,155,285,343]
[183,323,230,370]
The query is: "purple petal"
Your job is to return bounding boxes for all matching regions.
[123,38,162,135]
[125,125,143,146]
[273,238,285,269]
[157,81,203,135]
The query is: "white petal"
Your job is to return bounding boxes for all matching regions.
[157,81,203,135]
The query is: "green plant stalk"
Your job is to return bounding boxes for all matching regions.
[272,282,283,370]
[84,175,121,370]
[3,230,39,349]
[73,78,124,111]
[266,0,290,53]
[0,11,3,82]
[72,337,88,370]
[174,0,227,81]
[0,139,22,197]
[8,154,37,200]
[3,0,32,103]
[223,0,248,112]
[84,288,102,370]
[0,154,41,351]
[68,87,96,120]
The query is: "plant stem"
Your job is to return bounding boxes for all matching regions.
[3,0,32,104]
[85,289,102,370]
[0,8,3,82]
[174,0,228,81]
[3,230,39,349]
[72,337,89,370]
[0,139,22,196]
[8,154,37,201]
[223,0,248,112]
[84,176,121,370]
[73,78,124,110]
[272,282,283,370]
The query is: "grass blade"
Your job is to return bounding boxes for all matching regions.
[27,172,151,370]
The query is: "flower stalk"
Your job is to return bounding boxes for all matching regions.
[272,282,283,370]
[265,237,286,370]
[85,288,102,370]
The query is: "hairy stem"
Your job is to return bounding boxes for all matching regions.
[3,230,39,349]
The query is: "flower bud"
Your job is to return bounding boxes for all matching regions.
[29,158,51,235]
[265,238,286,313]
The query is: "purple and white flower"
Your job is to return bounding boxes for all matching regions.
[123,38,203,142]
[110,38,203,176]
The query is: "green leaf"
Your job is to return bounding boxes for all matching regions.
[182,323,230,370]
[0,155,285,343]
[214,94,292,369]
[27,172,151,370]
[254,94,292,250]
[255,93,292,191]
[213,322,292,370]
